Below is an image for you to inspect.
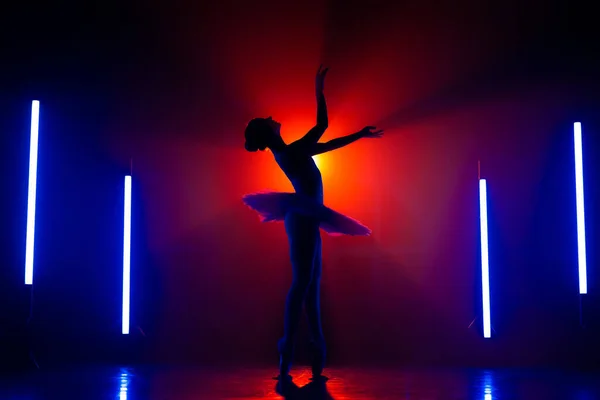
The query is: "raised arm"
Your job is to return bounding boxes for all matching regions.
[310,126,383,155]
[297,65,329,145]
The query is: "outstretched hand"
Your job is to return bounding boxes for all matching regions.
[359,126,384,139]
[316,64,329,93]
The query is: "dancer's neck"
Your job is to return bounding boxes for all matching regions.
[268,136,286,153]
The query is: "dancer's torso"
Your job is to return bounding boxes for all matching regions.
[274,143,324,204]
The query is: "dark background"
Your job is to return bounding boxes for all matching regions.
[1,0,599,369]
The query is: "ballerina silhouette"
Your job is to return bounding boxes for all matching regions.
[243,65,383,380]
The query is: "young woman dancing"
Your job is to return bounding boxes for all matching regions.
[243,65,383,380]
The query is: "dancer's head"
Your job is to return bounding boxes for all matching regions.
[244,117,281,152]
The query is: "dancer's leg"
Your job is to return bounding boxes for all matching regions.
[305,234,324,342]
[305,234,326,376]
[279,214,319,376]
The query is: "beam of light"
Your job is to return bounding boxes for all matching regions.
[25,100,40,285]
[122,176,132,334]
[479,179,491,338]
[574,122,587,294]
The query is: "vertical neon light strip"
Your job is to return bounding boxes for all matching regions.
[479,179,491,338]
[25,100,40,285]
[574,122,587,294]
[122,176,132,334]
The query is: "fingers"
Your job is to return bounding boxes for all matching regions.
[362,127,384,139]
[317,65,329,77]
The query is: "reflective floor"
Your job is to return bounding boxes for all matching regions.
[1,365,600,399]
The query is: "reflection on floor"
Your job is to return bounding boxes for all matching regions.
[1,365,600,399]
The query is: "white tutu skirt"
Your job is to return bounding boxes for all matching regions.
[242,191,371,236]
